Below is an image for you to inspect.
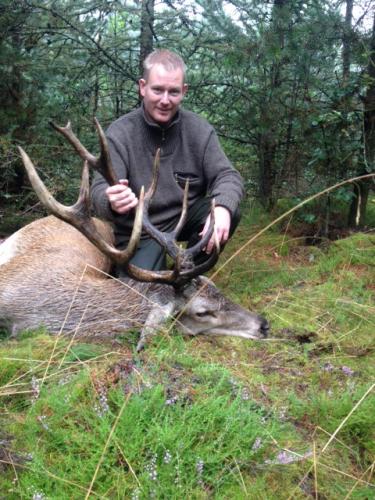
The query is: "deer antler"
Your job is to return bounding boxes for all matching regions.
[50,118,117,186]
[125,150,220,288]
[19,119,220,288]
[18,119,144,266]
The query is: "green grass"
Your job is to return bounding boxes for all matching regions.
[1,339,292,498]
[1,207,374,499]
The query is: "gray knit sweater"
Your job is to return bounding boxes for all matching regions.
[91,106,244,242]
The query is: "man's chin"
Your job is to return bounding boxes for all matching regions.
[146,108,176,126]
[155,112,172,123]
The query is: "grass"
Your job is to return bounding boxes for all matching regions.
[0,203,374,499]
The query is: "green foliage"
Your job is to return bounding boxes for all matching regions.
[65,343,106,362]
[1,0,374,225]
[288,387,375,457]
[2,341,288,498]
[1,206,374,498]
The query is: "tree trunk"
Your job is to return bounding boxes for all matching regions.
[348,11,375,228]
[258,131,277,210]
[257,0,288,209]
[342,0,353,83]
[1,29,28,194]
[139,0,155,77]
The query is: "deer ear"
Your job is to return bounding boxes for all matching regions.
[181,281,197,298]
[198,275,215,287]
[181,276,215,298]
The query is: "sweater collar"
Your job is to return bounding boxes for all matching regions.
[140,103,181,157]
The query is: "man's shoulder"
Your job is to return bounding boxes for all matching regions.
[180,109,213,130]
[106,107,142,138]
[179,109,215,145]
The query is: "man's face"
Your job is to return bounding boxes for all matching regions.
[139,64,187,125]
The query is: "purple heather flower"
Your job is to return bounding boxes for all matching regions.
[163,450,172,464]
[341,366,355,376]
[31,376,40,403]
[241,387,250,401]
[252,437,263,451]
[264,449,313,465]
[145,453,158,481]
[32,492,46,500]
[37,415,49,431]
[94,384,109,417]
[196,459,204,475]
[165,395,178,406]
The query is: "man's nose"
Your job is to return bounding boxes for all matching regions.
[160,91,170,104]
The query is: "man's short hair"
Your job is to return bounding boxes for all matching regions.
[143,49,186,81]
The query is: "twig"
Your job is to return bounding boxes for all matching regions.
[85,391,132,499]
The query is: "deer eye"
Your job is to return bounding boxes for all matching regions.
[196,310,216,318]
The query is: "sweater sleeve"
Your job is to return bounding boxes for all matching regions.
[203,130,244,217]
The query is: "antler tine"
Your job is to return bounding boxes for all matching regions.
[50,118,118,186]
[171,178,189,238]
[49,120,95,165]
[125,233,220,287]
[171,200,220,286]
[126,262,179,283]
[177,239,220,285]
[144,148,160,203]
[124,151,219,286]
[185,199,216,258]
[141,150,182,260]
[18,146,86,221]
[143,149,189,239]
[18,146,144,267]
[93,117,118,186]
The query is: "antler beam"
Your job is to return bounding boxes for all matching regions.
[125,149,220,287]
[50,119,118,187]
[19,119,220,288]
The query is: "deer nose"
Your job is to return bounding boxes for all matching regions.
[260,317,270,337]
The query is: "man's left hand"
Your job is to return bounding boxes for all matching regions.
[199,206,231,254]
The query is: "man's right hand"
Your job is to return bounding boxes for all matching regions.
[105,179,138,214]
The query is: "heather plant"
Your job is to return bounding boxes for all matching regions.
[0,206,374,498]
[1,347,291,498]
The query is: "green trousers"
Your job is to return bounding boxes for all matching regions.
[117,197,241,275]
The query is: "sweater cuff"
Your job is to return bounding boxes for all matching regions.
[214,195,239,218]
[96,196,118,221]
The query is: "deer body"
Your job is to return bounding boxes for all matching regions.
[0,216,151,337]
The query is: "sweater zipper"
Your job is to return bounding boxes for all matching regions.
[158,129,166,155]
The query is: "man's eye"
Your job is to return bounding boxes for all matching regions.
[170,91,180,97]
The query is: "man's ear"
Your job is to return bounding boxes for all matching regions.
[139,78,146,98]
[182,83,188,97]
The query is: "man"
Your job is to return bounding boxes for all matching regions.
[91,49,244,273]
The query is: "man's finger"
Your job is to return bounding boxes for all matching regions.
[199,217,210,237]
[113,197,139,214]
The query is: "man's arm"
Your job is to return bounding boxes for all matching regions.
[200,206,231,254]
[91,133,138,219]
[200,129,244,253]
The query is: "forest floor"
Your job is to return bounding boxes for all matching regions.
[0,204,374,499]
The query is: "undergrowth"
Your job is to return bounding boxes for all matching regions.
[0,205,374,499]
